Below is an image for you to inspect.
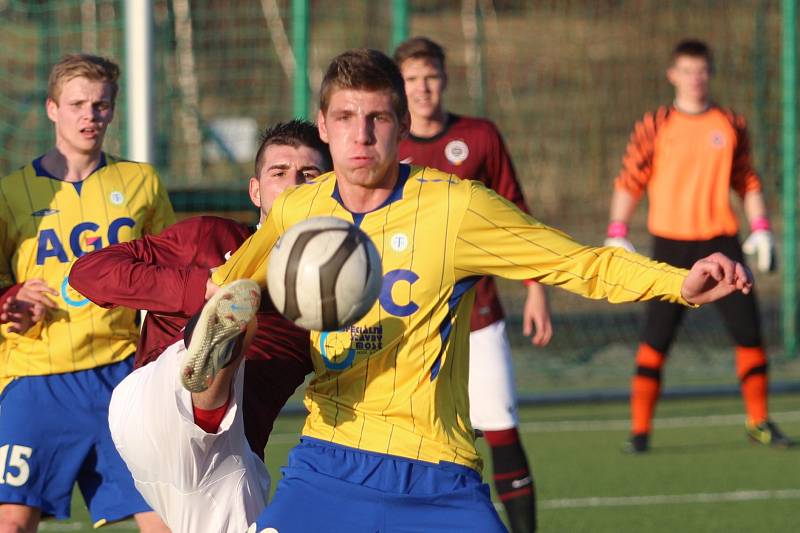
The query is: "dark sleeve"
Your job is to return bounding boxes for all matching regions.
[728,112,763,198]
[247,298,312,372]
[614,107,669,198]
[484,122,529,214]
[0,284,21,324]
[69,217,211,317]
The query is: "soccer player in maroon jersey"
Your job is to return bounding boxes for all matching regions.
[604,40,792,453]
[394,36,550,533]
[69,120,330,531]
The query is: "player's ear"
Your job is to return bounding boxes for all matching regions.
[45,98,58,123]
[248,176,262,209]
[317,110,329,143]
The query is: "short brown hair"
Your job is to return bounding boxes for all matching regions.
[255,119,332,175]
[47,53,121,104]
[393,36,446,71]
[319,48,408,120]
[671,39,714,72]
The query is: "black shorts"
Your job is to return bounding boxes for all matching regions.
[641,235,762,353]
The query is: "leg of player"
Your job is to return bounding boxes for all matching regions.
[469,320,537,533]
[108,280,268,533]
[0,504,40,533]
[711,265,794,448]
[181,279,261,394]
[133,512,172,532]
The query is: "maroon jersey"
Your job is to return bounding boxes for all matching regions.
[69,215,311,455]
[398,113,529,331]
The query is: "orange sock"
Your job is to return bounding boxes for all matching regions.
[736,346,768,425]
[631,343,665,435]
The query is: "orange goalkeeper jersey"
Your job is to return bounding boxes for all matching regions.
[614,105,762,241]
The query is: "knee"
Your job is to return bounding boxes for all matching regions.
[0,508,37,533]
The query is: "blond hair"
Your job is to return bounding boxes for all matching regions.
[47,53,121,104]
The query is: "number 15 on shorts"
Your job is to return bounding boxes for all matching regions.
[0,444,32,486]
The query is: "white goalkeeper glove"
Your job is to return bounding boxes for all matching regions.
[604,221,635,252]
[604,237,636,253]
[742,230,775,273]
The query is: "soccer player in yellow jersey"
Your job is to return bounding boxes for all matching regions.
[200,49,751,532]
[0,54,173,532]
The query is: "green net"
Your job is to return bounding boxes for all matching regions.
[0,0,796,395]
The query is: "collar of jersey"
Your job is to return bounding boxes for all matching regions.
[406,113,459,144]
[32,152,108,195]
[331,163,410,226]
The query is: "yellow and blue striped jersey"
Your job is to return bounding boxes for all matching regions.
[0,154,174,377]
[213,165,689,471]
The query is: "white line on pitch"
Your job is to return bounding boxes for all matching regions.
[538,489,800,510]
[517,410,800,433]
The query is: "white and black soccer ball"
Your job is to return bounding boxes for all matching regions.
[267,216,383,331]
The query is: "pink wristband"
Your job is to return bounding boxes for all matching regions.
[607,221,629,238]
[750,217,771,232]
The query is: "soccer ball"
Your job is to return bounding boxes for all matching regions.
[267,216,383,331]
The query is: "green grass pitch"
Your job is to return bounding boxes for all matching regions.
[52,394,799,532]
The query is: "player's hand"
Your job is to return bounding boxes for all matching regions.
[1,298,37,334]
[603,237,636,253]
[681,252,753,305]
[742,230,776,273]
[16,279,58,321]
[522,281,553,347]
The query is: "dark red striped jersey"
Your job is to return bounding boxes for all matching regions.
[69,215,311,454]
[399,114,529,331]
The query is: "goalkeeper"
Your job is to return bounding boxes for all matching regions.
[604,39,792,453]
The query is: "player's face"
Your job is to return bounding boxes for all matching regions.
[46,77,114,157]
[400,58,446,122]
[318,88,409,191]
[667,56,711,105]
[250,144,326,220]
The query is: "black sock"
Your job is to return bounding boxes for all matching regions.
[485,429,537,533]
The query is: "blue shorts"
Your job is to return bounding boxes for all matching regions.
[252,437,506,532]
[0,358,150,524]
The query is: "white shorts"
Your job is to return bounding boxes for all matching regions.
[108,340,270,533]
[468,320,519,431]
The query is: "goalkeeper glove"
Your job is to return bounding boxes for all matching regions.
[605,221,636,253]
[742,218,775,273]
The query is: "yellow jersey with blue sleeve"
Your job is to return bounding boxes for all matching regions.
[0,153,175,377]
[212,164,689,471]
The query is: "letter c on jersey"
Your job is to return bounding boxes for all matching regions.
[379,269,419,317]
[36,217,135,265]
